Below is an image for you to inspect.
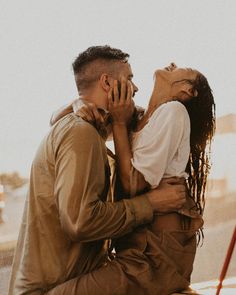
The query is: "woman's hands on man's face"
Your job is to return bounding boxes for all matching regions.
[72,77,135,128]
[108,77,135,127]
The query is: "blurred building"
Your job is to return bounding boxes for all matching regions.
[208,113,236,197]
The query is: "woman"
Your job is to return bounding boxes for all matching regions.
[48,63,215,294]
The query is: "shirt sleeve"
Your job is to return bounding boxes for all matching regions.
[54,121,153,242]
[131,102,189,187]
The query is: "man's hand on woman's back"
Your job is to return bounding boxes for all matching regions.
[146,177,187,213]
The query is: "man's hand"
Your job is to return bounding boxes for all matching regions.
[147,178,187,213]
[108,78,135,126]
[160,176,186,186]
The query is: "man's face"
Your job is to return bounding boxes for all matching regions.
[114,62,139,97]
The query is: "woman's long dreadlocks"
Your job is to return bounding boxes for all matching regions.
[183,73,216,243]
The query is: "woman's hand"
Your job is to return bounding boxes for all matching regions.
[72,99,105,126]
[108,78,135,127]
[50,102,74,126]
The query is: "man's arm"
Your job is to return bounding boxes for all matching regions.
[54,121,154,243]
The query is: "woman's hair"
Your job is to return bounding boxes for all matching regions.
[182,73,216,217]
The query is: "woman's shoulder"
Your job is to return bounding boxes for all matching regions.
[148,101,190,130]
[154,101,187,116]
[150,101,189,123]
[133,101,189,139]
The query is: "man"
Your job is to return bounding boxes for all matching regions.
[9,45,186,294]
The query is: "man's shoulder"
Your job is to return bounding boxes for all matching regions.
[51,114,101,145]
[54,114,98,135]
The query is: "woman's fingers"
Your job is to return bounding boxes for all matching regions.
[108,79,135,126]
[161,177,186,186]
[89,104,104,123]
[108,88,113,112]
[113,80,119,105]
[77,109,94,122]
[126,81,133,104]
[120,77,127,103]
[72,98,85,114]
[74,102,104,124]
[78,103,95,121]
[112,79,133,104]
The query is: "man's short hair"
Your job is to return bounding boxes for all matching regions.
[72,45,129,91]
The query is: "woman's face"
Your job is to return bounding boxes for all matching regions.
[154,63,199,101]
[155,63,198,84]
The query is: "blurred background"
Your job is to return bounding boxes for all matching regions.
[0,1,235,294]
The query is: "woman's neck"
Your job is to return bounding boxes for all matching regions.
[145,92,167,117]
[135,102,159,132]
[135,86,171,132]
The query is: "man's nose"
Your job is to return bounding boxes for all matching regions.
[132,82,139,96]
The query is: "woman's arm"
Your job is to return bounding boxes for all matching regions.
[50,99,105,126]
[109,79,150,195]
[112,124,149,194]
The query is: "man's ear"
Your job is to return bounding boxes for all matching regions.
[100,74,111,92]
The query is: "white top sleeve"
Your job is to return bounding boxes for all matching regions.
[131,101,190,187]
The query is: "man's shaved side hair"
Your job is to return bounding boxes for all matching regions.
[72,45,130,92]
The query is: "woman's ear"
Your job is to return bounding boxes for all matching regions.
[180,83,198,99]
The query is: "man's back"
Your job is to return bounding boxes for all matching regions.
[9,114,109,294]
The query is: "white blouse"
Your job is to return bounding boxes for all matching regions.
[131,101,190,188]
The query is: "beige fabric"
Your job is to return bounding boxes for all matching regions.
[46,152,203,295]
[8,114,153,295]
[46,196,203,295]
[46,100,203,294]
[171,287,201,295]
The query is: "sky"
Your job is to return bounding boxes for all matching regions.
[0,0,236,176]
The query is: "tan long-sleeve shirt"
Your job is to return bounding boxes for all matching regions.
[8,114,153,295]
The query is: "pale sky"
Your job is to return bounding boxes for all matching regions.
[0,0,236,176]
